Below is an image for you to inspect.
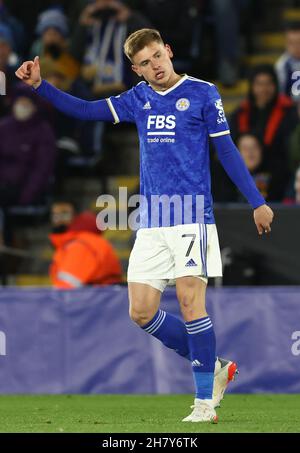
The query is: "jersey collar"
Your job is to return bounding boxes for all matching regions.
[150,74,188,96]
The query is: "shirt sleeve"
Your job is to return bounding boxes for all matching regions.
[203,84,230,138]
[35,80,114,121]
[107,88,136,124]
[212,134,266,209]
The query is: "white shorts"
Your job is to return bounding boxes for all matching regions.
[127,223,222,292]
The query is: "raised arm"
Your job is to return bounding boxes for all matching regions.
[15,56,113,121]
[212,134,274,235]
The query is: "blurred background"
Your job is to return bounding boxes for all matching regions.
[0,0,300,396]
[0,0,300,287]
[0,0,300,286]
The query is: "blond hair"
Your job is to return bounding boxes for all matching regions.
[124,28,164,61]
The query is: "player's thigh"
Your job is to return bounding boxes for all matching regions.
[128,282,162,324]
[176,276,207,320]
[127,227,174,281]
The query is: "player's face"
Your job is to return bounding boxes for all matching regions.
[131,42,175,89]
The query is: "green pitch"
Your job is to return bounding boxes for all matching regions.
[0,394,299,433]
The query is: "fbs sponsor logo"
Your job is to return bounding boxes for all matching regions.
[0,331,6,356]
[147,115,176,131]
[146,115,176,143]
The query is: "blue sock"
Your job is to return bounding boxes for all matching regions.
[186,316,216,399]
[142,310,190,359]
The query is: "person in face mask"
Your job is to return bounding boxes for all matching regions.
[0,23,19,117]
[49,200,122,288]
[12,96,36,122]
[0,83,56,208]
[30,7,79,86]
[50,201,75,234]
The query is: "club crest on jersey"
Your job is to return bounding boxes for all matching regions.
[215,99,227,124]
[176,98,190,111]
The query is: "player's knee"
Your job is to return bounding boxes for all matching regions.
[129,306,152,326]
[177,293,206,319]
[177,291,195,309]
[178,294,194,316]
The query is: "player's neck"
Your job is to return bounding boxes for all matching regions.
[151,72,183,92]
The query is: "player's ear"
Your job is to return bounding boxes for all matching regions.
[165,44,173,59]
[131,64,142,77]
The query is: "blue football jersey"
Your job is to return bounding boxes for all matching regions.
[107,74,230,228]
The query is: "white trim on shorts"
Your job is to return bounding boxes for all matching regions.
[129,276,208,293]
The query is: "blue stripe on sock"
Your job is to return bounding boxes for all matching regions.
[187,319,211,327]
[187,324,213,334]
[142,310,164,333]
[186,320,212,330]
[148,312,166,334]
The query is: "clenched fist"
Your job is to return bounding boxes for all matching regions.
[15,56,42,89]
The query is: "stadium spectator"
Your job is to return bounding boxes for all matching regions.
[275,22,300,100]
[0,23,19,116]
[211,134,274,203]
[288,101,300,174]
[0,83,56,207]
[70,0,151,97]
[236,134,271,201]
[30,7,80,86]
[230,64,298,200]
[49,200,122,288]
[283,165,300,205]
[0,0,25,56]
[3,0,73,55]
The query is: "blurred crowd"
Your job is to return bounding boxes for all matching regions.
[1,0,300,284]
[2,1,300,203]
